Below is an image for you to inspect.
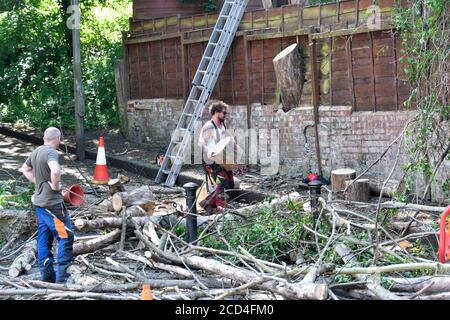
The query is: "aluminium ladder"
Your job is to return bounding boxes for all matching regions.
[155,0,248,187]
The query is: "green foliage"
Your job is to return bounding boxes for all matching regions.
[202,206,301,262]
[0,180,34,209]
[393,0,449,200]
[201,201,333,263]
[0,0,131,129]
[333,274,353,284]
[175,224,186,237]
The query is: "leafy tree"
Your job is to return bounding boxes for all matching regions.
[0,0,131,129]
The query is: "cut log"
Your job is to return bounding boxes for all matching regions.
[331,168,356,193]
[9,240,37,277]
[117,174,130,184]
[345,179,371,202]
[127,202,156,217]
[273,43,305,112]
[108,178,125,196]
[73,229,121,255]
[368,179,402,197]
[97,199,114,212]
[74,217,149,231]
[112,186,155,212]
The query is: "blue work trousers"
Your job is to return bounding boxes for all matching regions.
[35,203,74,283]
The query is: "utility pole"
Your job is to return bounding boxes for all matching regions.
[71,0,85,160]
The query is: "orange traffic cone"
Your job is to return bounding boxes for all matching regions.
[91,136,109,184]
[141,284,154,300]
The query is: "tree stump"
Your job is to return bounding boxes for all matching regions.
[112,186,155,212]
[273,43,305,112]
[345,179,371,202]
[331,168,356,193]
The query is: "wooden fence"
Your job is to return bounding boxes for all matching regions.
[122,0,411,112]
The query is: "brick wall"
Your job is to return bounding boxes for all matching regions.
[126,99,248,147]
[125,99,449,202]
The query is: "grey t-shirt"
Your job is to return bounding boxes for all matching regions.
[25,145,63,208]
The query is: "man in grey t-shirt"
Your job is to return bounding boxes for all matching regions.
[20,127,74,283]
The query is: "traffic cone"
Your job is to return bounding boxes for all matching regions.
[141,284,154,300]
[91,136,109,184]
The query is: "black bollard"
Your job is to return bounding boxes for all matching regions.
[308,179,322,218]
[183,182,199,243]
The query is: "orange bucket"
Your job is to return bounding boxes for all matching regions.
[62,184,84,207]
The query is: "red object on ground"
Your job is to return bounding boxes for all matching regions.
[141,284,154,300]
[92,136,109,184]
[62,184,84,207]
[438,206,450,263]
[307,173,319,182]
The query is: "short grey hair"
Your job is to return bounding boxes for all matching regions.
[43,127,61,141]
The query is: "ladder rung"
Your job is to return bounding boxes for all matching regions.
[156,0,245,187]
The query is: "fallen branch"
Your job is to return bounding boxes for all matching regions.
[8,240,37,277]
[131,221,328,300]
[0,288,137,300]
[335,243,405,300]
[74,217,148,231]
[73,229,121,255]
[105,257,232,289]
[23,280,142,292]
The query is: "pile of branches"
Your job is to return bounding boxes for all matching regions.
[0,184,449,300]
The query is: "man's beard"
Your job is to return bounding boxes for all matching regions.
[219,117,225,123]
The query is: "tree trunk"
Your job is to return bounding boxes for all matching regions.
[273,43,305,112]
[9,240,37,277]
[331,168,356,193]
[345,179,371,202]
[112,186,155,211]
[73,229,121,255]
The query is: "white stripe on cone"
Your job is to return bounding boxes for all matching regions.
[96,147,107,165]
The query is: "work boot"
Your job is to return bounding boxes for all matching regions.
[40,259,56,283]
